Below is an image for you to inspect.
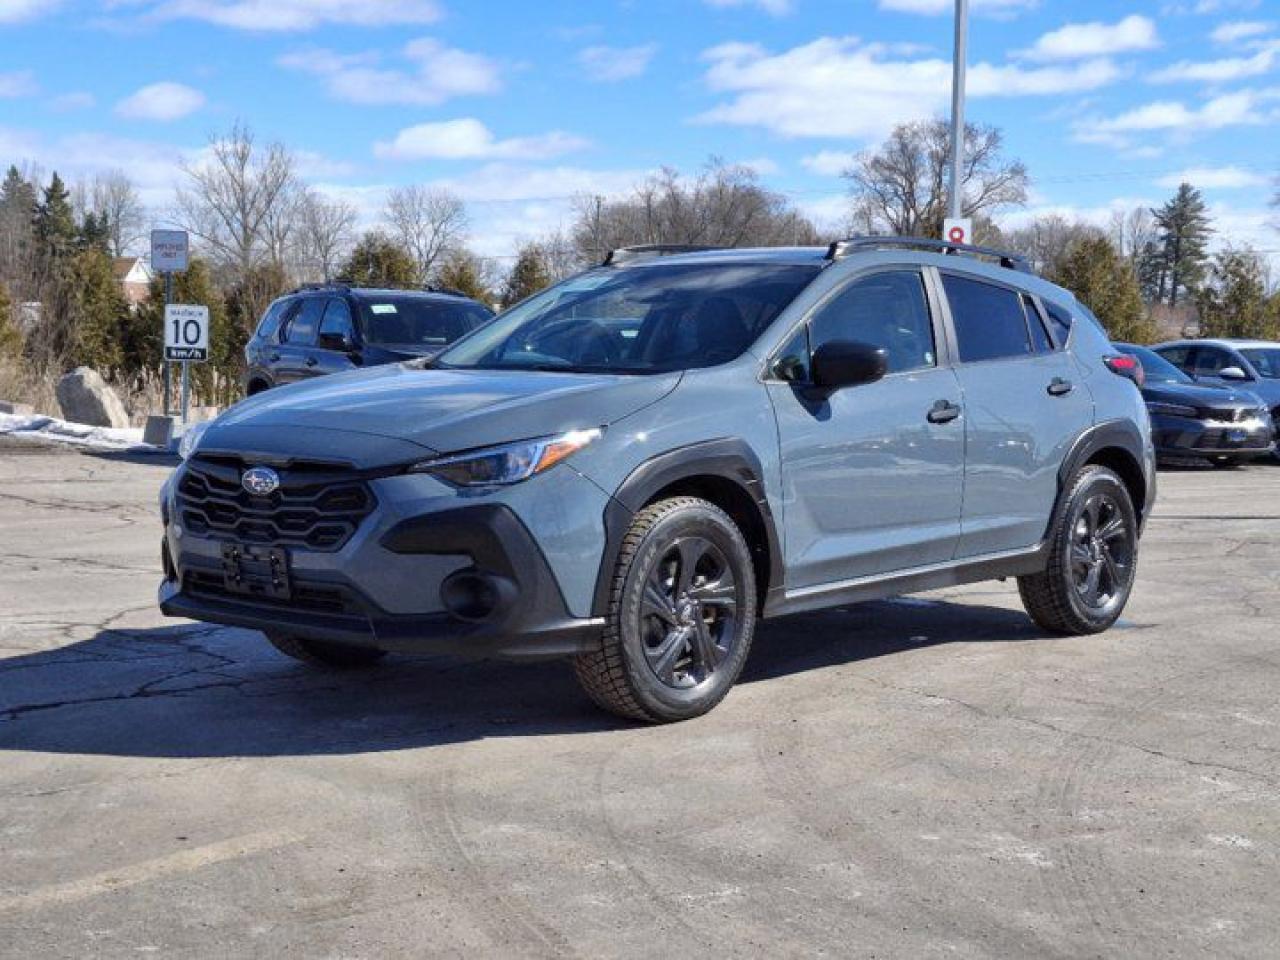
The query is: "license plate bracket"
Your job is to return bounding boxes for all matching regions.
[221,542,291,600]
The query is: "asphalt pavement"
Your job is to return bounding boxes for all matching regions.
[2,435,1278,958]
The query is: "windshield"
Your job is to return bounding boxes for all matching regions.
[1119,344,1192,384]
[357,297,493,348]
[435,262,822,374]
[1240,348,1280,379]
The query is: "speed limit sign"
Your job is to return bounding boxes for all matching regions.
[164,304,209,361]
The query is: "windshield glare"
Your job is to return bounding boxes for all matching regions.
[1240,348,1280,379]
[1121,345,1192,384]
[358,297,492,348]
[436,262,821,374]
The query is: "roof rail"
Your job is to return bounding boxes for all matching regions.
[288,279,475,298]
[602,244,722,266]
[826,236,1032,273]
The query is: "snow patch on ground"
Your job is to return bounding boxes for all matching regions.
[0,412,155,452]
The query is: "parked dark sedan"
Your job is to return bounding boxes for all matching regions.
[1115,343,1274,467]
[243,283,494,395]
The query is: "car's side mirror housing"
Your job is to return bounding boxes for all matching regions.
[318,331,356,353]
[1218,365,1249,381]
[810,340,888,392]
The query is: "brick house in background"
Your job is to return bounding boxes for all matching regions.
[113,257,153,308]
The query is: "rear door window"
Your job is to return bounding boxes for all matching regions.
[942,274,1032,363]
[283,297,324,345]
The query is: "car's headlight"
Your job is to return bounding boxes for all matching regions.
[178,420,211,460]
[1146,402,1197,418]
[409,427,604,487]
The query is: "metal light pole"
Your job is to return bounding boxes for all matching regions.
[947,0,969,222]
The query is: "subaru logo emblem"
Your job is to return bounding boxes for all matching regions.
[242,466,280,497]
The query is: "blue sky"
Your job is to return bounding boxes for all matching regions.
[1,0,1277,263]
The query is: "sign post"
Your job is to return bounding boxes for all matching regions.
[946,0,969,230]
[164,304,209,425]
[150,229,190,416]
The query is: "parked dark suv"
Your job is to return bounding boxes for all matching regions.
[242,283,493,395]
[165,239,1156,723]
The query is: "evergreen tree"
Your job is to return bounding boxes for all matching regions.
[502,243,551,308]
[34,172,78,271]
[1196,249,1277,340]
[1051,234,1154,343]
[80,210,112,254]
[0,166,37,288]
[340,232,416,287]
[436,249,493,305]
[0,281,22,360]
[68,248,132,371]
[1151,183,1213,307]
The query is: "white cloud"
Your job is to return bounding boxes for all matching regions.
[801,150,851,176]
[0,70,37,98]
[703,0,794,15]
[1211,20,1273,43]
[114,82,205,121]
[0,0,58,23]
[279,38,502,106]
[374,119,589,161]
[1076,89,1277,147]
[878,0,1036,16]
[1147,39,1280,82]
[142,0,442,31]
[697,37,1124,140]
[577,44,658,82]
[1156,165,1269,189]
[1017,15,1159,61]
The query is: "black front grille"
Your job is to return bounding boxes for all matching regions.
[1199,407,1255,423]
[178,458,375,552]
[184,569,362,615]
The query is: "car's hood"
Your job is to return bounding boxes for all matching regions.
[210,363,682,456]
[1143,381,1261,409]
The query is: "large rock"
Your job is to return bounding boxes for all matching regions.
[55,367,130,429]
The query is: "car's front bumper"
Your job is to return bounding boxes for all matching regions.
[158,464,607,660]
[1149,413,1275,460]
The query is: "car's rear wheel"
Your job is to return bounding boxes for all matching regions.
[265,632,387,669]
[1018,465,1138,635]
[574,496,757,723]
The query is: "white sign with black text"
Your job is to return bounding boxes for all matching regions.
[164,304,209,362]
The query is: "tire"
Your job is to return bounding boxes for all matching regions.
[265,632,387,669]
[1018,465,1139,636]
[574,497,757,723]
[1210,456,1242,469]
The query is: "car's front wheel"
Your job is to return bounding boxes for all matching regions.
[574,497,757,723]
[265,632,387,669]
[1018,465,1139,635]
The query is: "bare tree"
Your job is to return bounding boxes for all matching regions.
[570,160,820,262]
[90,171,146,257]
[1005,215,1103,275]
[1109,207,1157,264]
[384,186,467,283]
[845,119,1028,239]
[175,122,297,281]
[296,189,357,282]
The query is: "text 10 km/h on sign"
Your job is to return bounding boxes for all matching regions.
[164,304,209,362]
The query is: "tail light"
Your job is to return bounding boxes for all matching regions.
[1104,354,1144,387]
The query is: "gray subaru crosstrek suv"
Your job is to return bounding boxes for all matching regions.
[159,238,1156,722]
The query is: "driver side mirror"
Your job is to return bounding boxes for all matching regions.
[810,340,888,392]
[318,330,356,353]
[1218,365,1249,381]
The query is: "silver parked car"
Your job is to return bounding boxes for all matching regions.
[160,238,1156,722]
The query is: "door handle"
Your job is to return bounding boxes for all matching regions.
[305,356,318,367]
[1047,377,1074,396]
[927,399,962,424]
[269,353,280,362]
